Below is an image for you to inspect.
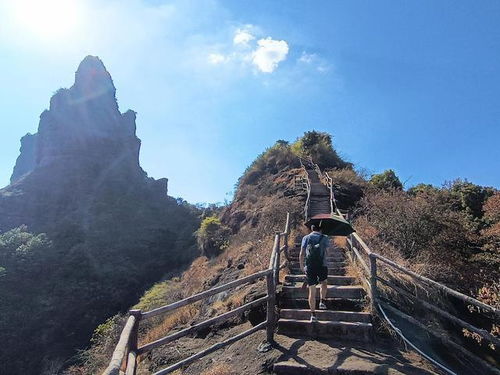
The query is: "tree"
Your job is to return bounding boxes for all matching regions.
[449,180,495,219]
[408,183,439,196]
[369,169,403,191]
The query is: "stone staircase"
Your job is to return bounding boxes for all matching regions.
[274,238,374,373]
[307,169,332,217]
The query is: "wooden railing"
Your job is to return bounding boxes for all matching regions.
[343,222,500,374]
[299,158,311,220]
[102,213,291,375]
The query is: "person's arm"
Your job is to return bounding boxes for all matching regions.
[322,235,329,265]
[299,237,306,272]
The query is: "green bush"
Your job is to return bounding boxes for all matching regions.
[196,216,231,257]
[238,131,351,189]
[369,169,403,191]
[291,131,352,170]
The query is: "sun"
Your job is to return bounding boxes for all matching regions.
[10,0,83,42]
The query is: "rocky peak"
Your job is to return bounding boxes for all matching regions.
[74,55,116,96]
[10,56,141,183]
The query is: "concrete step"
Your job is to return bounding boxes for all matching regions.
[289,267,345,276]
[282,285,365,299]
[278,319,373,341]
[280,309,371,323]
[284,275,355,286]
[279,298,365,311]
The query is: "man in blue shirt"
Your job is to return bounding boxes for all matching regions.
[299,223,329,322]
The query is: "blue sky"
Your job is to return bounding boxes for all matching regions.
[0,0,499,203]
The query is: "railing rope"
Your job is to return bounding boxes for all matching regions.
[337,209,499,373]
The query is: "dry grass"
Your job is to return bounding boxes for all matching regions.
[139,304,200,346]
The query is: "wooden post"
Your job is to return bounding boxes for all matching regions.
[266,272,276,343]
[369,254,377,311]
[127,309,141,375]
[274,232,281,285]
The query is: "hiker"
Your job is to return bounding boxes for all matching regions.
[299,223,329,322]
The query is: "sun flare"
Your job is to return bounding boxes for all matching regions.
[10,0,83,41]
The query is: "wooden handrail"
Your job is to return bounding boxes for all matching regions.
[373,253,500,318]
[102,315,137,375]
[138,296,269,354]
[152,321,267,375]
[377,276,500,346]
[335,187,499,370]
[380,302,500,375]
[141,269,272,320]
[103,211,294,374]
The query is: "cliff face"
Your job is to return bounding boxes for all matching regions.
[2,56,168,233]
[0,56,197,375]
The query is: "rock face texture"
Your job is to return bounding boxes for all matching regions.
[2,56,168,232]
[0,56,198,374]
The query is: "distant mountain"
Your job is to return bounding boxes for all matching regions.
[0,56,199,374]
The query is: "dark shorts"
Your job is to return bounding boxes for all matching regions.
[306,265,328,286]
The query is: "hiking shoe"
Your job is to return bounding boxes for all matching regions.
[319,301,327,310]
[310,314,318,323]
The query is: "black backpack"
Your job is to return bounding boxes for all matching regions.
[305,234,325,268]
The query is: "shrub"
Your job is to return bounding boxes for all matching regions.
[196,216,231,257]
[354,189,473,283]
[291,131,352,170]
[326,168,367,209]
[238,141,299,187]
[448,179,496,220]
[369,169,403,191]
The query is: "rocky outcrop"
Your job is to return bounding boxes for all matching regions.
[10,133,38,184]
[0,56,197,375]
[1,56,169,233]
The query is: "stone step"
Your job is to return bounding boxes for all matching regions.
[278,319,373,341]
[289,267,345,276]
[288,250,345,257]
[288,261,346,269]
[280,309,371,323]
[282,285,365,299]
[273,361,310,375]
[287,257,346,265]
[284,275,356,285]
[279,298,365,311]
[273,360,386,375]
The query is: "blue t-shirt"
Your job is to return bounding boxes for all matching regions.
[301,232,329,267]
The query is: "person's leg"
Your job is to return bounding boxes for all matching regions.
[320,279,328,300]
[306,268,318,321]
[308,285,316,314]
[318,266,328,310]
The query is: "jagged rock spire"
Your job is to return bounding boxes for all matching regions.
[10,56,141,183]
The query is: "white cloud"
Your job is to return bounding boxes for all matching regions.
[208,53,227,64]
[233,28,255,46]
[252,37,289,73]
[298,51,331,73]
[298,52,315,64]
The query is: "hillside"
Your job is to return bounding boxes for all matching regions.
[0,57,200,375]
[73,130,499,374]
